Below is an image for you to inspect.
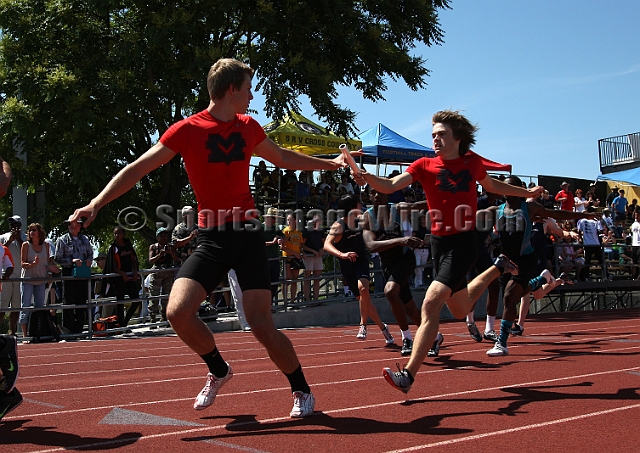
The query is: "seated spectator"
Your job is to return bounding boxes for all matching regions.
[252,160,269,191]
[538,189,555,209]
[559,236,585,280]
[317,172,332,194]
[601,208,615,231]
[295,171,311,202]
[412,181,425,201]
[337,173,354,194]
[387,170,406,203]
[308,184,325,210]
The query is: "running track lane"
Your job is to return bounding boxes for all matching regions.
[1,308,639,453]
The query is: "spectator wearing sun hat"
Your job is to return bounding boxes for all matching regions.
[606,186,619,209]
[172,205,199,266]
[555,181,575,211]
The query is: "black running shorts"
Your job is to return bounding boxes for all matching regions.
[177,223,271,294]
[499,252,537,291]
[339,257,370,298]
[382,248,416,304]
[431,230,479,294]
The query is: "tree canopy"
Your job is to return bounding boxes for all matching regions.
[0,0,450,245]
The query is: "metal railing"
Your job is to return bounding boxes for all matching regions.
[2,255,434,341]
[598,132,640,172]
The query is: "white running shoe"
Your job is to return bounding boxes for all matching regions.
[486,342,509,356]
[356,325,367,339]
[193,364,233,410]
[381,324,394,346]
[382,365,413,394]
[290,391,315,418]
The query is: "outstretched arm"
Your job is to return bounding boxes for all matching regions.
[362,228,423,253]
[529,202,598,221]
[254,137,349,172]
[69,143,176,227]
[357,169,413,194]
[480,175,543,199]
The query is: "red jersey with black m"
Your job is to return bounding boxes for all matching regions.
[160,111,266,227]
[406,153,487,236]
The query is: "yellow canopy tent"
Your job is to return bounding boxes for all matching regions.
[263,111,361,155]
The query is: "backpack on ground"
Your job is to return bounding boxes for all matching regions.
[92,315,120,337]
[28,310,61,343]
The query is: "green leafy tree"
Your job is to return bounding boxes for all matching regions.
[0,0,449,247]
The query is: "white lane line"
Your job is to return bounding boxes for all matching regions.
[17,317,640,364]
[17,332,640,386]
[382,403,640,452]
[201,439,273,452]
[17,365,640,453]
[7,364,640,420]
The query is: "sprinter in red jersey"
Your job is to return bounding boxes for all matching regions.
[358,110,543,394]
[70,58,353,418]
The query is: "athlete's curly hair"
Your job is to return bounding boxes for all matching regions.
[207,58,255,101]
[432,110,478,156]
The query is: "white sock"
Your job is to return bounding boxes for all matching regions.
[466,312,475,324]
[540,269,556,286]
[401,329,412,341]
[486,315,496,332]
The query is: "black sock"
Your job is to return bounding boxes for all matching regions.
[285,364,311,394]
[404,368,415,384]
[200,348,229,378]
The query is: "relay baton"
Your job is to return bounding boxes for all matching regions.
[340,144,361,176]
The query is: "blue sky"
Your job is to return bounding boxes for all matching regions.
[251,0,640,182]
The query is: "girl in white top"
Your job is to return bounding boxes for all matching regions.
[19,223,53,337]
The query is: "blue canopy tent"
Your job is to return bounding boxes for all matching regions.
[358,123,435,175]
[357,123,512,175]
[596,167,640,186]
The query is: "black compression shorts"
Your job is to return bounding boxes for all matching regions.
[382,248,416,304]
[339,257,370,298]
[177,223,271,294]
[499,252,537,290]
[431,230,479,294]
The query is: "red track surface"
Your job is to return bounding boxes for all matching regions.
[2,308,640,452]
